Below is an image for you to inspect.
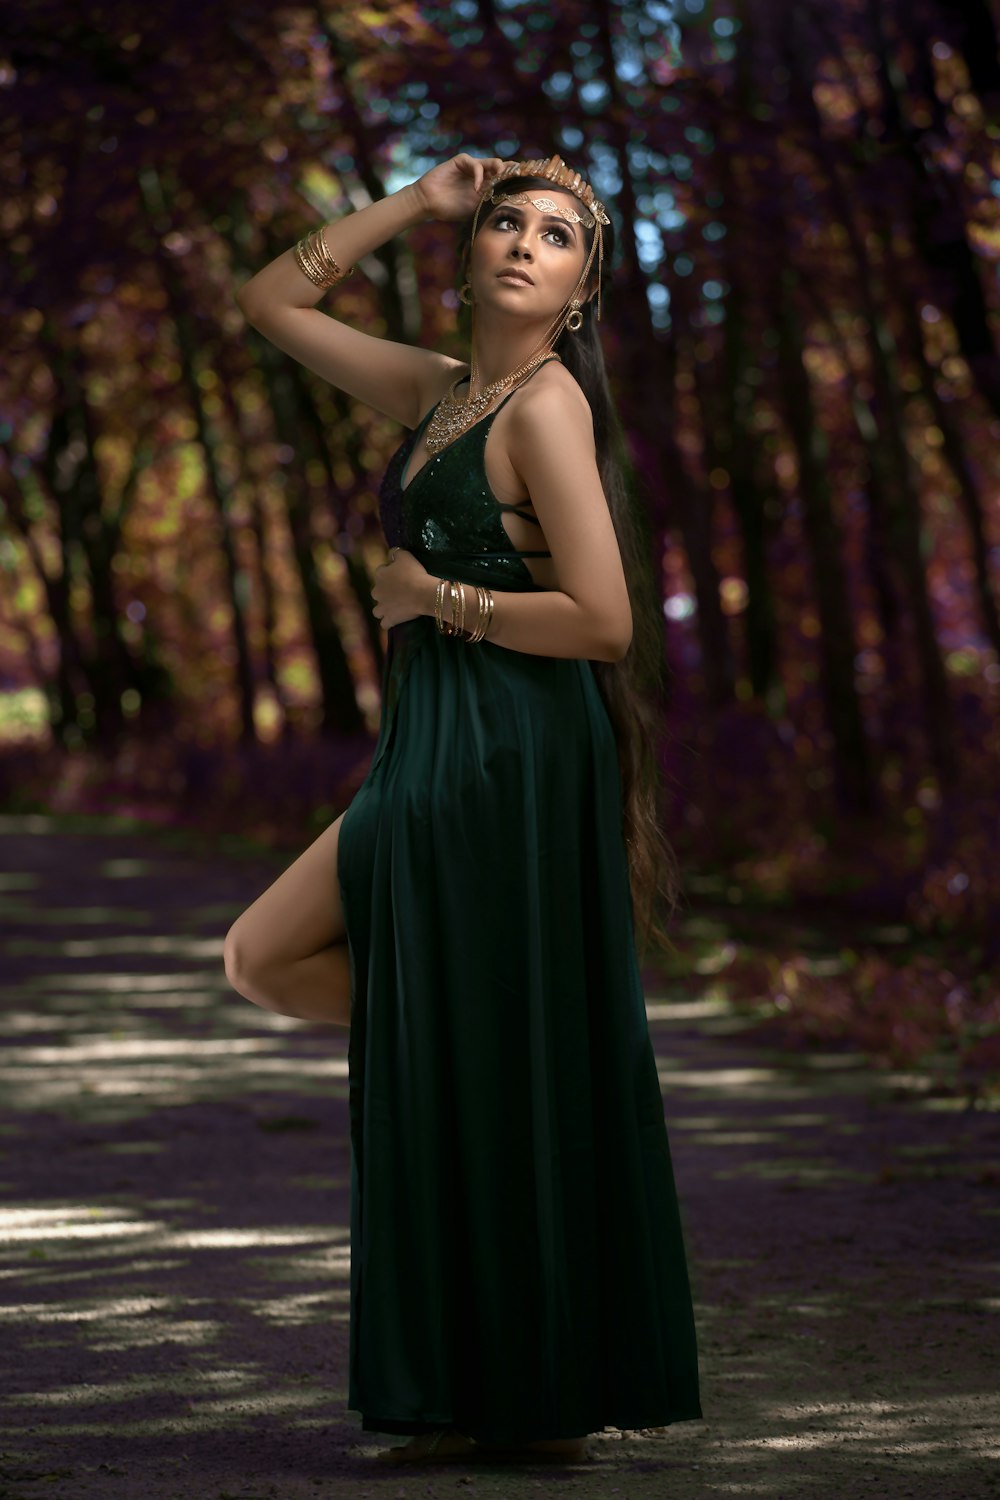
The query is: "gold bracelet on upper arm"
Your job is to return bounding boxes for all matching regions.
[293,226,352,289]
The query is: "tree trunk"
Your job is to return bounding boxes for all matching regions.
[0,463,84,744]
[777,268,874,814]
[872,0,1000,419]
[141,167,258,744]
[898,285,1000,659]
[255,349,365,736]
[284,357,388,689]
[786,25,956,784]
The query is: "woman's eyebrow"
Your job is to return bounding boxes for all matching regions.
[545,216,577,236]
[490,204,577,235]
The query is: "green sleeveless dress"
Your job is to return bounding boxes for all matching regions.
[336,362,702,1445]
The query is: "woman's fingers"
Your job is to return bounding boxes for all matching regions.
[458,152,505,193]
[458,153,479,189]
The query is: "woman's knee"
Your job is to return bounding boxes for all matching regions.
[222,810,349,995]
[223,919,272,1005]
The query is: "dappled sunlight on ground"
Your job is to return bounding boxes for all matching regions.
[1,815,997,1497]
[0,1027,349,1115]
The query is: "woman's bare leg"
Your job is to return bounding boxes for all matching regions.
[223,809,353,1026]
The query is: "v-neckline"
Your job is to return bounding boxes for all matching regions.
[399,376,471,496]
[399,355,560,495]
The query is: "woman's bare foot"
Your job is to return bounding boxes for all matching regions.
[523,1436,589,1460]
[374,1427,478,1465]
[481,1434,589,1463]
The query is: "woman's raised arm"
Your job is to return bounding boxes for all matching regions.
[235,155,504,428]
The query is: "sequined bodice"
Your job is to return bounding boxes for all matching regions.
[377,361,556,592]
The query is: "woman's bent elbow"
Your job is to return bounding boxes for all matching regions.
[235,294,260,326]
[235,284,272,326]
[601,626,633,662]
[223,923,267,1005]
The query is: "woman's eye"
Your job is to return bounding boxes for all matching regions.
[492,214,569,246]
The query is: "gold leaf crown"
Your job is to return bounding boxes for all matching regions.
[488,154,610,227]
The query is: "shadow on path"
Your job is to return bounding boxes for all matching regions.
[0,813,997,1499]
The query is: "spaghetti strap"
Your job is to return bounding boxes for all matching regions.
[495,501,545,524]
[399,398,448,493]
[480,357,560,561]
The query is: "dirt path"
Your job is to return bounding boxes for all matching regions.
[1,813,997,1500]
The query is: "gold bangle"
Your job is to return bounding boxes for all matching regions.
[467,585,487,642]
[305,226,346,283]
[293,226,350,289]
[465,585,481,642]
[294,235,326,284]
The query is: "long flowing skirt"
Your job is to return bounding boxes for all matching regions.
[336,600,702,1445]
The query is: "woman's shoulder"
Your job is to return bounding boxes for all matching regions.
[508,355,594,432]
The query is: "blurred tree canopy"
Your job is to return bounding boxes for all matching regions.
[2,0,1000,942]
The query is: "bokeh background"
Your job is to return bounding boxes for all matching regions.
[3,0,1000,1096]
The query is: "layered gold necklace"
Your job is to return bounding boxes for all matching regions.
[424,348,559,454]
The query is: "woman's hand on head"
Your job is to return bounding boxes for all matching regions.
[371,547,433,630]
[412,153,507,222]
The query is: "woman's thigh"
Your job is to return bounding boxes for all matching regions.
[225,809,349,972]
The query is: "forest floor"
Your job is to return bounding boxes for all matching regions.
[0,811,997,1500]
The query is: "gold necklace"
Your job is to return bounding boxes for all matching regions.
[424,349,560,454]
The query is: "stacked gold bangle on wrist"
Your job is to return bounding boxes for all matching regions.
[434,579,494,643]
[293,226,351,289]
[434,578,448,634]
[469,582,494,642]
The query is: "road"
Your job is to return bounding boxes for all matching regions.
[1,813,997,1499]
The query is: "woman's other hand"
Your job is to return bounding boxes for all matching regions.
[371,548,434,630]
[412,153,507,222]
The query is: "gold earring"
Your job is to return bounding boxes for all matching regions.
[459,282,473,305]
[566,299,584,332]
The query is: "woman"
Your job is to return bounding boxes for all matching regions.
[224,151,702,1467]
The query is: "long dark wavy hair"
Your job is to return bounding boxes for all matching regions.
[459,172,682,961]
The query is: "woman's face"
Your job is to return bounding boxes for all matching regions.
[468,186,591,323]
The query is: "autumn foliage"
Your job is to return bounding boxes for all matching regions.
[2,1,999,1087]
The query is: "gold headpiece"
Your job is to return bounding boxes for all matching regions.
[487,192,594,229]
[487,155,610,227]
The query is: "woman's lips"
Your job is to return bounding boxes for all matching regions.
[496,270,534,285]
